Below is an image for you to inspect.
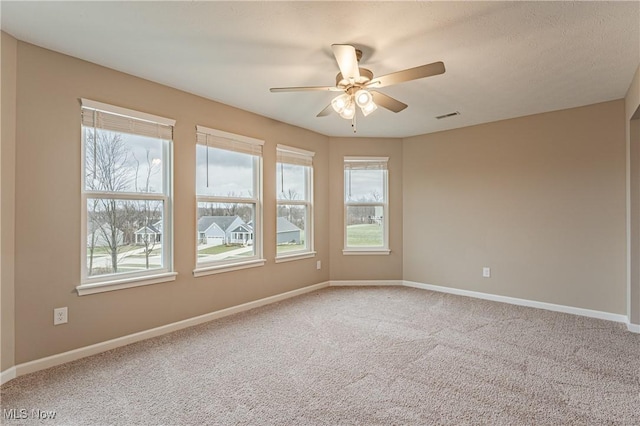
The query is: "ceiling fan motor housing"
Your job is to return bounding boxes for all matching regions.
[336,68,374,89]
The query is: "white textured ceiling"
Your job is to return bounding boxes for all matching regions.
[1,1,639,138]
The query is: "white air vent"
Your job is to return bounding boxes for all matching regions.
[436,111,460,119]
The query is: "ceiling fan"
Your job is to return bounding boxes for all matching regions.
[270,44,445,126]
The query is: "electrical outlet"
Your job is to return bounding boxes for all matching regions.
[482,267,491,278]
[316,260,321,270]
[54,307,68,325]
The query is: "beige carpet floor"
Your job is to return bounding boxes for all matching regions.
[1,286,639,425]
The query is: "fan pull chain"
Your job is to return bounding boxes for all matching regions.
[352,113,357,133]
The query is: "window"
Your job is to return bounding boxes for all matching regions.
[79,99,176,295]
[344,157,389,254]
[276,145,314,261]
[194,126,264,276]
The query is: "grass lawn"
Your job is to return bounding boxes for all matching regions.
[277,243,306,254]
[346,224,383,246]
[197,244,244,256]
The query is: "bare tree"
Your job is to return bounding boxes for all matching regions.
[280,188,299,201]
[370,190,382,202]
[85,130,133,274]
[132,149,162,268]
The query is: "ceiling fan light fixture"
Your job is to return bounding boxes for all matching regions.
[361,101,378,116]
[339,99,356,119]
[354,89,373,108]
[331,93,350,114]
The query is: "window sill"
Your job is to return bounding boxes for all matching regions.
[76,272,178,296]
[342,249,391,256]
[193,258,266,277]
[275,251,316,263]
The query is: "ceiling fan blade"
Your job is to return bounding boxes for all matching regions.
[316,104,333,117]
[371,91,408,113]
[270,86,342,93]
[368,61,445,88]
[331,44,360,80]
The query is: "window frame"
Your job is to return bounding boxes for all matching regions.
[343,156,390,255]
[193,126,265,277]
[78,99,176,296]
[275,144,315,263]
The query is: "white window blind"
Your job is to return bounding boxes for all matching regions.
[81,99,174,140]
[276,144,314,167]
[196,125,263,156]
[344,156,388,170]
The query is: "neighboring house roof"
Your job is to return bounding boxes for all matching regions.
[230,224,252,234]
[277,217,301,233]
[198,216,241,233]
[134,223,161,235]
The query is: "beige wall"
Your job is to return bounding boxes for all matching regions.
[1,32,17,372]
[328,137,403,281]
[403,101,627,314]
[626,64,640,325]
[12,42,330,364]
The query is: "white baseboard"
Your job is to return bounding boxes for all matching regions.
[5,281,330,384]
[403,280,629,324]
[330,280,403,287]
[0,366,16,386]
[628,322,640,333]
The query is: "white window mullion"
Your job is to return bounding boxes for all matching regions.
[200,196,258,205]
[85,192,168,201]
[276,200,308,207]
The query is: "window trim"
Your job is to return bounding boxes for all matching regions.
[276,144,315,260]
[343,156,390,254]
[193,127,265,276]
[77,272,178,296]
[77,99,175,296]
[274,251,317,263]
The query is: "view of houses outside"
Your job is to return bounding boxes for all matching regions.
[85,128,167,277]
[276,206,305,254]
[276,161,309,255]
[196,201,255,263]
[196,204,304,262]
[85,131,386,273]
